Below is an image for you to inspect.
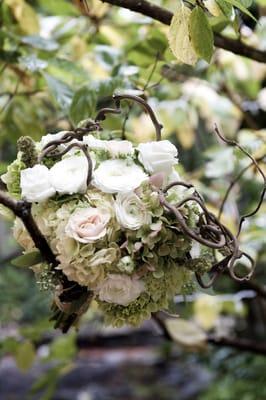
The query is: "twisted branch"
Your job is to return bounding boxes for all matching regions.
[100,0,266,63]
[214,125,266,237]
[0,191,57,267]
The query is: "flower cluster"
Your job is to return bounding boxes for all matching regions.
[2,131,212,327]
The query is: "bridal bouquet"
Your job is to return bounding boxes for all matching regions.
[1,127,214,328]
[2,95,224,330]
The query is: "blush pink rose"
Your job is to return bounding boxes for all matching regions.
[65,208,110,244]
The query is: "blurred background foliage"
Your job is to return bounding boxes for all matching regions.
[0,0,265,399]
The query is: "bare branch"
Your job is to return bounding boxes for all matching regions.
[152,314,266,355]
[101,0,266,63]
[207,335,266,355]
[0,191,57,267]
[214,126,266,237]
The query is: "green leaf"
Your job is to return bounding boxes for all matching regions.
[15,341,35,371]
[11,250,45,268]
[70,77,123,125]
[216,0,234,18]
[6,0,39,35]
[70,86,97,125]
[0,50,21,63]
[43,73,73,110]
[165,318,207,350]
[38,0,79,16]
[21,35,59,51]
[209,15,230,33]
[239,0,253,7]
[168,1,198,65]
[19,54,48,72]
[223,0,257,20]
[49,333,77,361]
[189,7,214,63]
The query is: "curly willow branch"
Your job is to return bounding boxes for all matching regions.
[159,178,256,284]
[214,125,266,238]
[95,94,163,141]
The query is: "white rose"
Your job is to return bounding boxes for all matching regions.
[50,155,88,195]
[138,140,178,174]
[115,192,151,230]
[20,165,55,202]
[93,159,147,193]
[98,274,145,306]
[65,207,110,243]
[106,140,133,157]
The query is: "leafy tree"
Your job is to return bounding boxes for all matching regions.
[0,1,265,399]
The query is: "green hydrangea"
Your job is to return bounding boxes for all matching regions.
[1,155,26,199]
[98,259,193,327]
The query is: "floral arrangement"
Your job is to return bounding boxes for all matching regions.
[0,95,255,332]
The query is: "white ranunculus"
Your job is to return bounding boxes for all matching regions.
[20,165,56,202]
[115,191,151,230]
[93,159,147,193]
[98,274,145,306]
[83,136,133,158]
[83,134,108,151]
[106,140,134,157]
[39,131,68,150]
[65,207,110,243]
[50,155,89,195]
[138,140,178,174]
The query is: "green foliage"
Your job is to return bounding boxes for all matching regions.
[189,7,214,63]
[11,250,45,268]
[43,73,73,111]
[223,0,257,19]
[0,1,265,398]
[15,340,36,371]
[199,352,266,400]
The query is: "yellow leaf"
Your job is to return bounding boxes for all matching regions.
[6,0,39,35]
[194,295,221,330]
[168,1,198,66]
[176,122,195,149]
[165,318,207,350]
[15,341,35,371]
[204,0,223,16]
[74,0,109,18]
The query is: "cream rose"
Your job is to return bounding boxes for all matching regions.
[98,274,145,306]
[93,159,147,193]
[50,155,88,195]
[138,140,178,174]
[20,165,55,202]
[115,191,151,230]
[65,207,110,243]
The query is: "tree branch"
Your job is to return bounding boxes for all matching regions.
[153,315,266,355]
[0,190,57,267]
[207,335,266,355]
[101,0,266,63]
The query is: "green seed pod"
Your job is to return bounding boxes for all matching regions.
[17,136,38,167]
